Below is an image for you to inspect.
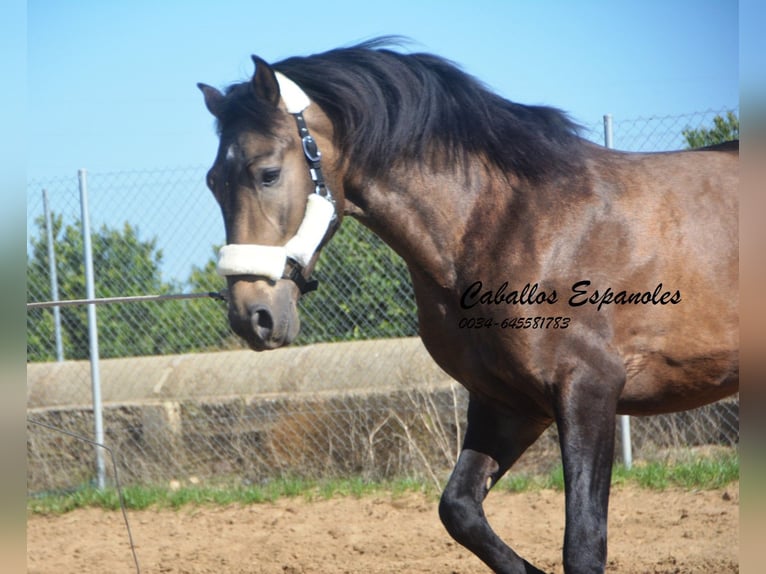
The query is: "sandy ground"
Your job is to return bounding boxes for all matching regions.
[27,484,738,574]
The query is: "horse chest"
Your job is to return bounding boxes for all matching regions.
[413,284,550,411]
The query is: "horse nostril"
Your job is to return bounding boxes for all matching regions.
[252,307,274,337]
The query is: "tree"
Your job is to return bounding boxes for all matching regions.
[682,111,739,149]
[27,212,417,362]
[172,248,245,351]
[26,215,236,361]
[297,219,419,343]
[27,214,169,360]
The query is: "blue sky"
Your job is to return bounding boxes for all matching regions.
[27,0,739,180]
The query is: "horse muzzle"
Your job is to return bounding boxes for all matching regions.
[226,277,301,351]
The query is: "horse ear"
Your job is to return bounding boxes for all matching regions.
[251,55,281,107]
[197,83,224,118]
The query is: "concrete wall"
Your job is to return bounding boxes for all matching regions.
[26,338,738,493]
[26,338,461,492]
[27,337,452,408]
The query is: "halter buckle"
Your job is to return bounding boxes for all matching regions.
[302,135,322,163]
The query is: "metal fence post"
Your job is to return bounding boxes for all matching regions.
[42,189,64,362]
[603,114,633,470]
[603,113,613,149]
[78,169,107,489]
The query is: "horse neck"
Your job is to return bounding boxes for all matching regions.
[342,161,508,292]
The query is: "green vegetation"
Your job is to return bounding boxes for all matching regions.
[500,450,739,493]
[26,215,415,361]
[298,219,417,343]
[29,452,738,515]
[28,476,433,515]
[26,214,239,361]
[682,111,739,149]
[610,452,739,490]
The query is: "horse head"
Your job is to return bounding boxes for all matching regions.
[198,57,342,350]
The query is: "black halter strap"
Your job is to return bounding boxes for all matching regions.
[281,112,337,295]
[293,112,333,200]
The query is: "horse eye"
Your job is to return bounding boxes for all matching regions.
[261,168,281,187]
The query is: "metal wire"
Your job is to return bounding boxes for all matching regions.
[28,418,141,574]
[26,291,227,309]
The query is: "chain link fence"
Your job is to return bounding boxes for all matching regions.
[26,109,739,494]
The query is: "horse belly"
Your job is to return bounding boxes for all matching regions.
[618,350,738,415]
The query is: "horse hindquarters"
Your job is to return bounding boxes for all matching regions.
[439,396,551,574]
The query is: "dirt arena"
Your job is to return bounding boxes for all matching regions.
[27,483,738,574]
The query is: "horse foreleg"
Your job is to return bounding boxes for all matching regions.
[439,395,552,574]
[555,373,623,574]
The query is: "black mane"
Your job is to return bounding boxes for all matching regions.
[233,39,585,180]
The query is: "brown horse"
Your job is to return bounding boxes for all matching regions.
[198,40,738,574]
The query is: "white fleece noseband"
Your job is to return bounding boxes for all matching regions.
[216,72,336,283]
[217,193,336,280]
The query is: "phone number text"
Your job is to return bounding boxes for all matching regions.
[458,317,571,329]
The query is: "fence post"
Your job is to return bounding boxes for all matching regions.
[603,114,633,470]
[42,189,64,362]
[603,113,613,149]
[78,169,107,489]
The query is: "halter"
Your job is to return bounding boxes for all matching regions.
[216,72,337,294]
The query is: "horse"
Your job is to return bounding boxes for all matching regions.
[197,40,738,574]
